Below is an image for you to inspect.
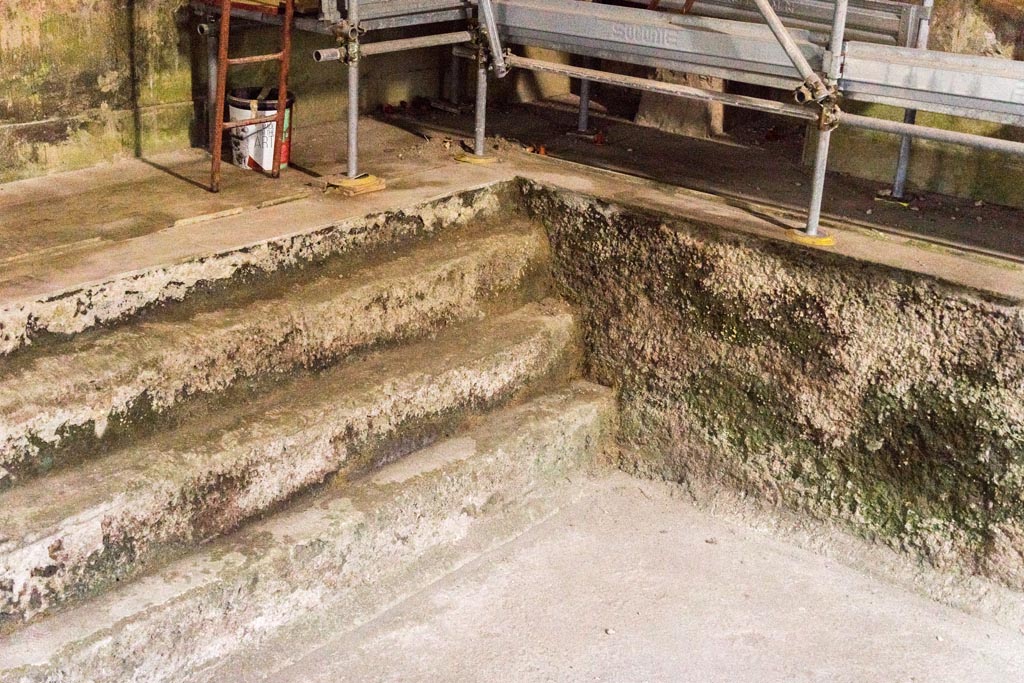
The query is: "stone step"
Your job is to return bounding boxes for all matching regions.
[0,303,577,625]
[0,186,506,358]
[0,227,548,486]
[0,382,615,683]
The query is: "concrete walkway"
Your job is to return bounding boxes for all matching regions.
[224,474,1024,683]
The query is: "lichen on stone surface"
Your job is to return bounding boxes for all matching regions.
[520,179,1024,588]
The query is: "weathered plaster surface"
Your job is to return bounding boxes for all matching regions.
[523,181,1024,588]
[0,0,194,179]
[0,1,443,180]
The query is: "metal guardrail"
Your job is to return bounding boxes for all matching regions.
[841,43,1024,127]
[194,0,1023,240]
[617,0,929,47]
[344,0,474,30]
[496,0,824,91]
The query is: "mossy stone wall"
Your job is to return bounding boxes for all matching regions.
[0,0,196,181]
[522,181,1024,588]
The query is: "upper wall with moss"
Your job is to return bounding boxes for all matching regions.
[0,0,196,180]
[827,0,1024,207]
[0,1,443,182]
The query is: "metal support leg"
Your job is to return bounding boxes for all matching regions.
[801,0,848,239]
[474,52,488,156]
[347,53,360,178]
[330,0,384,193]
[805,128,832,236]
[205,22,219,151]
[892,109,916,199]
[455,48,497,164]
[891,1,932,199]
[578,77,592,133]
[346,0,360,179]
[571,56,597,139]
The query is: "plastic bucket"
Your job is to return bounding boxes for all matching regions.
[227,87,295,172]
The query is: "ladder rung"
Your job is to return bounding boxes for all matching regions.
[227,52,284,66]
[222,113,282,130]
[197,0,285,16]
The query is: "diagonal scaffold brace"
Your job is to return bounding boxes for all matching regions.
[749,0,848,243]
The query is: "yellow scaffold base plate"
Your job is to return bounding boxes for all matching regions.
[326,174,387,196]
[455,152,498,165]
[788,228,836,247]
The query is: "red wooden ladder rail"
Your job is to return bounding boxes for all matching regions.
[209,0,295,192]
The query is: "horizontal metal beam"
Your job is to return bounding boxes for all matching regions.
[503,53,819,121]
[192,0,472,32]
[193,3,334,34]
[501,53,1024,159]
[841,42,1024,126]
[616,0,930,47]
[842,112,1024,156]
[495,0,823,90]
[314,30,472,61]
[346,0,473,30]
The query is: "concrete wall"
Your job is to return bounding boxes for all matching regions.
[522,180,1024,589]
[635,71,724,139]
[0,1,443,182]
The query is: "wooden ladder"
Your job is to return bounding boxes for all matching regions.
[209,0,295,192]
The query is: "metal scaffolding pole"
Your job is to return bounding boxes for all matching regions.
[802,0,848,239]
[891,0,933,200]
[347,0,361,179]
[314,31,473,61]
[325,0,384,193]
[578,76,592,133]
[843,113,1024,156]
[474,48,489,156]
[204,21,219,151]
[501,54,818,121]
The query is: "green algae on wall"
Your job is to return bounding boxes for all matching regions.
[521,180,1024,589]
[0,0,196,179]
[822,102,1024,208]
[0,0,447,181]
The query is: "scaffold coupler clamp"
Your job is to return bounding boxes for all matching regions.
[470,25,508,77]
[471,25,491,64]
[333,20,363,65]
[817,97,841,132]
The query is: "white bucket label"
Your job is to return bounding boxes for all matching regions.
[228,103,291,172]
